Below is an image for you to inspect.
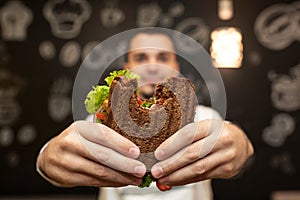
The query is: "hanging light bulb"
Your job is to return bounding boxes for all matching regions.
[218,0,234,20]
[210,27,243,68]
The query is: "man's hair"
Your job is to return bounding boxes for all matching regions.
[124,28,177,62]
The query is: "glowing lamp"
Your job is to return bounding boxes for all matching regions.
[218,0,234,20]
[210,27,243,68]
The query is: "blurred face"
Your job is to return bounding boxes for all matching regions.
[124,33,180,97]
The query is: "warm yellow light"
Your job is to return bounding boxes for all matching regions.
[210,27,243,68]
[218,0,234,20]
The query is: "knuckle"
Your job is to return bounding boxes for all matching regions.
[219,130,233,146]
[223,164,234,174]
[226,149,237,161]
[194,161,206,175]
[185,145,200,161]
[90,179,102,187]
[95,165,109,179]
[59,135,74,152]
[222,128,231,138]
[59,141,70,152]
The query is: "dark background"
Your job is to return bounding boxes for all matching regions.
[0,0,299,199]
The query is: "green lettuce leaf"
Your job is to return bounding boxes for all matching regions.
[139,173,153,188]
[141,97,157,109]
[84,85,109,114]
[141,101,153,108]
[105,69,140,86]
[85,70,140,114]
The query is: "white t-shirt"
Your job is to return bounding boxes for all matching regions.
[99,105,222,200]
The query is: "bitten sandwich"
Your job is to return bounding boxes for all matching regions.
[84,69,196,190]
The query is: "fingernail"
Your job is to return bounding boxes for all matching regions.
[134,165,146,177]
[151,165,163,178]
[155,149,165,160]
[129,147,140,158]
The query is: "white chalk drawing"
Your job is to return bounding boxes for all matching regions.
[262,113,295,147]
[48,77,72,121]
[0,69,23,126]
[175,17,210,53]
[83,44,115,71]
[159,14,173,28]
[59,41,81,67]
[270,152,296,175]
[100,1,125,28]
[254,1,300,50]
[137,2,161,27]
[43,0,91,39]
[0,124,37,168]
[268,63,300,112]
[39,40,56,60]
[17,124,37,145]
[136,2,185,28]
[0,126,14,147]
[168,2,185,17]
[0,0,33,41]
[81,41,99,61]
[295,1,300,41]
[6,151,20,168]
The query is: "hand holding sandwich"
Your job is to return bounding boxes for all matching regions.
[151,119,254,186]
[36,120,146,187]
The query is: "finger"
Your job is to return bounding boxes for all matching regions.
[156,148,231,186]
[38,124,144,187]
[155,120,225,160]
[74,121,140,159]
[151,131,221,179]
[47,168,127,188]
[47,165,141,188]
[77,133,146,177]
[62,153,143,186]
[152,138,205,178]
[166,162,239,186]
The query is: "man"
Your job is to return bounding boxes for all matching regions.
[36,29,254,200]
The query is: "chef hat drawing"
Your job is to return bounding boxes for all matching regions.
[0,0,33,41]
[43,0,91,39]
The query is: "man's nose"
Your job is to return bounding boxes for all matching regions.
[147,57,159,74]
[147,63,159,74]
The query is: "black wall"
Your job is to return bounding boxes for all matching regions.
[0,0,299,199]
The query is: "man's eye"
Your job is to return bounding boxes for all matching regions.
[134,54,147,62]
[158,54,170,62]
